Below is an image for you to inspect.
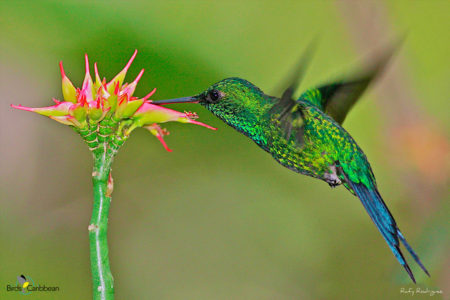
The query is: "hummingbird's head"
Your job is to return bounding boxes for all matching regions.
[196,77,267,117]
[153,77,272,131]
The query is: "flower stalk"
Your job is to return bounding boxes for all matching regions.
[12,50,215,300]
[89,151,115,300]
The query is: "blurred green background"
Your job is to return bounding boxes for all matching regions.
[1,1,448,299]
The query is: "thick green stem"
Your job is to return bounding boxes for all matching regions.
[89,152,115,300]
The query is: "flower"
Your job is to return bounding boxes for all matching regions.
[11,50,215,151]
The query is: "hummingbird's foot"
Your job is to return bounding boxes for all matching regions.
[324,165,342,188]
[327,180,341,188]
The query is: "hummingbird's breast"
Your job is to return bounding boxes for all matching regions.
[263,103,345,180]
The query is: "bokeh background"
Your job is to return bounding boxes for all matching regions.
[1,1,448,299]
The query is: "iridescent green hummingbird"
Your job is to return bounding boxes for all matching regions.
[153,46,429,283]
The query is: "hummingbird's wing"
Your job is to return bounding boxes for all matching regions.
[302,43,398,125]
[272,38,317,98]
[305,77,375,125]
[267,40,318,148]
[267,90,305,148]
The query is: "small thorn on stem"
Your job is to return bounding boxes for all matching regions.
[88,224,99,232]
[106,173,114,197]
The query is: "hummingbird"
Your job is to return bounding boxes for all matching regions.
[153,46,430,283]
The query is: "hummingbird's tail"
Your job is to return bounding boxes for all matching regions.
[348,180,430,283]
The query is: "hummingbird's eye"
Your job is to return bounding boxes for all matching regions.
[206,89,222,103]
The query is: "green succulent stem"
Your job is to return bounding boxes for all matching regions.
[89,148,115,300]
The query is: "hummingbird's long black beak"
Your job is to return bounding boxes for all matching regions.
[152,96,199,105]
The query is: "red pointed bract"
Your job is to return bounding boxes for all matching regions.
[142,88,157,101]
[59,61,67,78]
[145,124,173,152]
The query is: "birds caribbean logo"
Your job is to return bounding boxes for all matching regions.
[153,42,430,283]
[17,275,31,294]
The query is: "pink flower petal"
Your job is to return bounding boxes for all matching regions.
[59,61,77,103]
[94,62,102,87]
[80,54,94,103]
[183,119,217,130]
[144,124,173,152]
[120,69,144,98]
[142,88,157,101]
[49,115,79,126]
[133,102,187,123]
[106,49,138,91]
[132,103,216,130]
[11,102,74,117]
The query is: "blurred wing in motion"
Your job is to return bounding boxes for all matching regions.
[301,40,400,125]
[269,89,305,147]
[272,37,318,99]
[268,40,317,147]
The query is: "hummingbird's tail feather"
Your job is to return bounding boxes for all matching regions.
[348,180,429,283]
[397,230,430,277]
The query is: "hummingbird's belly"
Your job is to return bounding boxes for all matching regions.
[269,139,336,180]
